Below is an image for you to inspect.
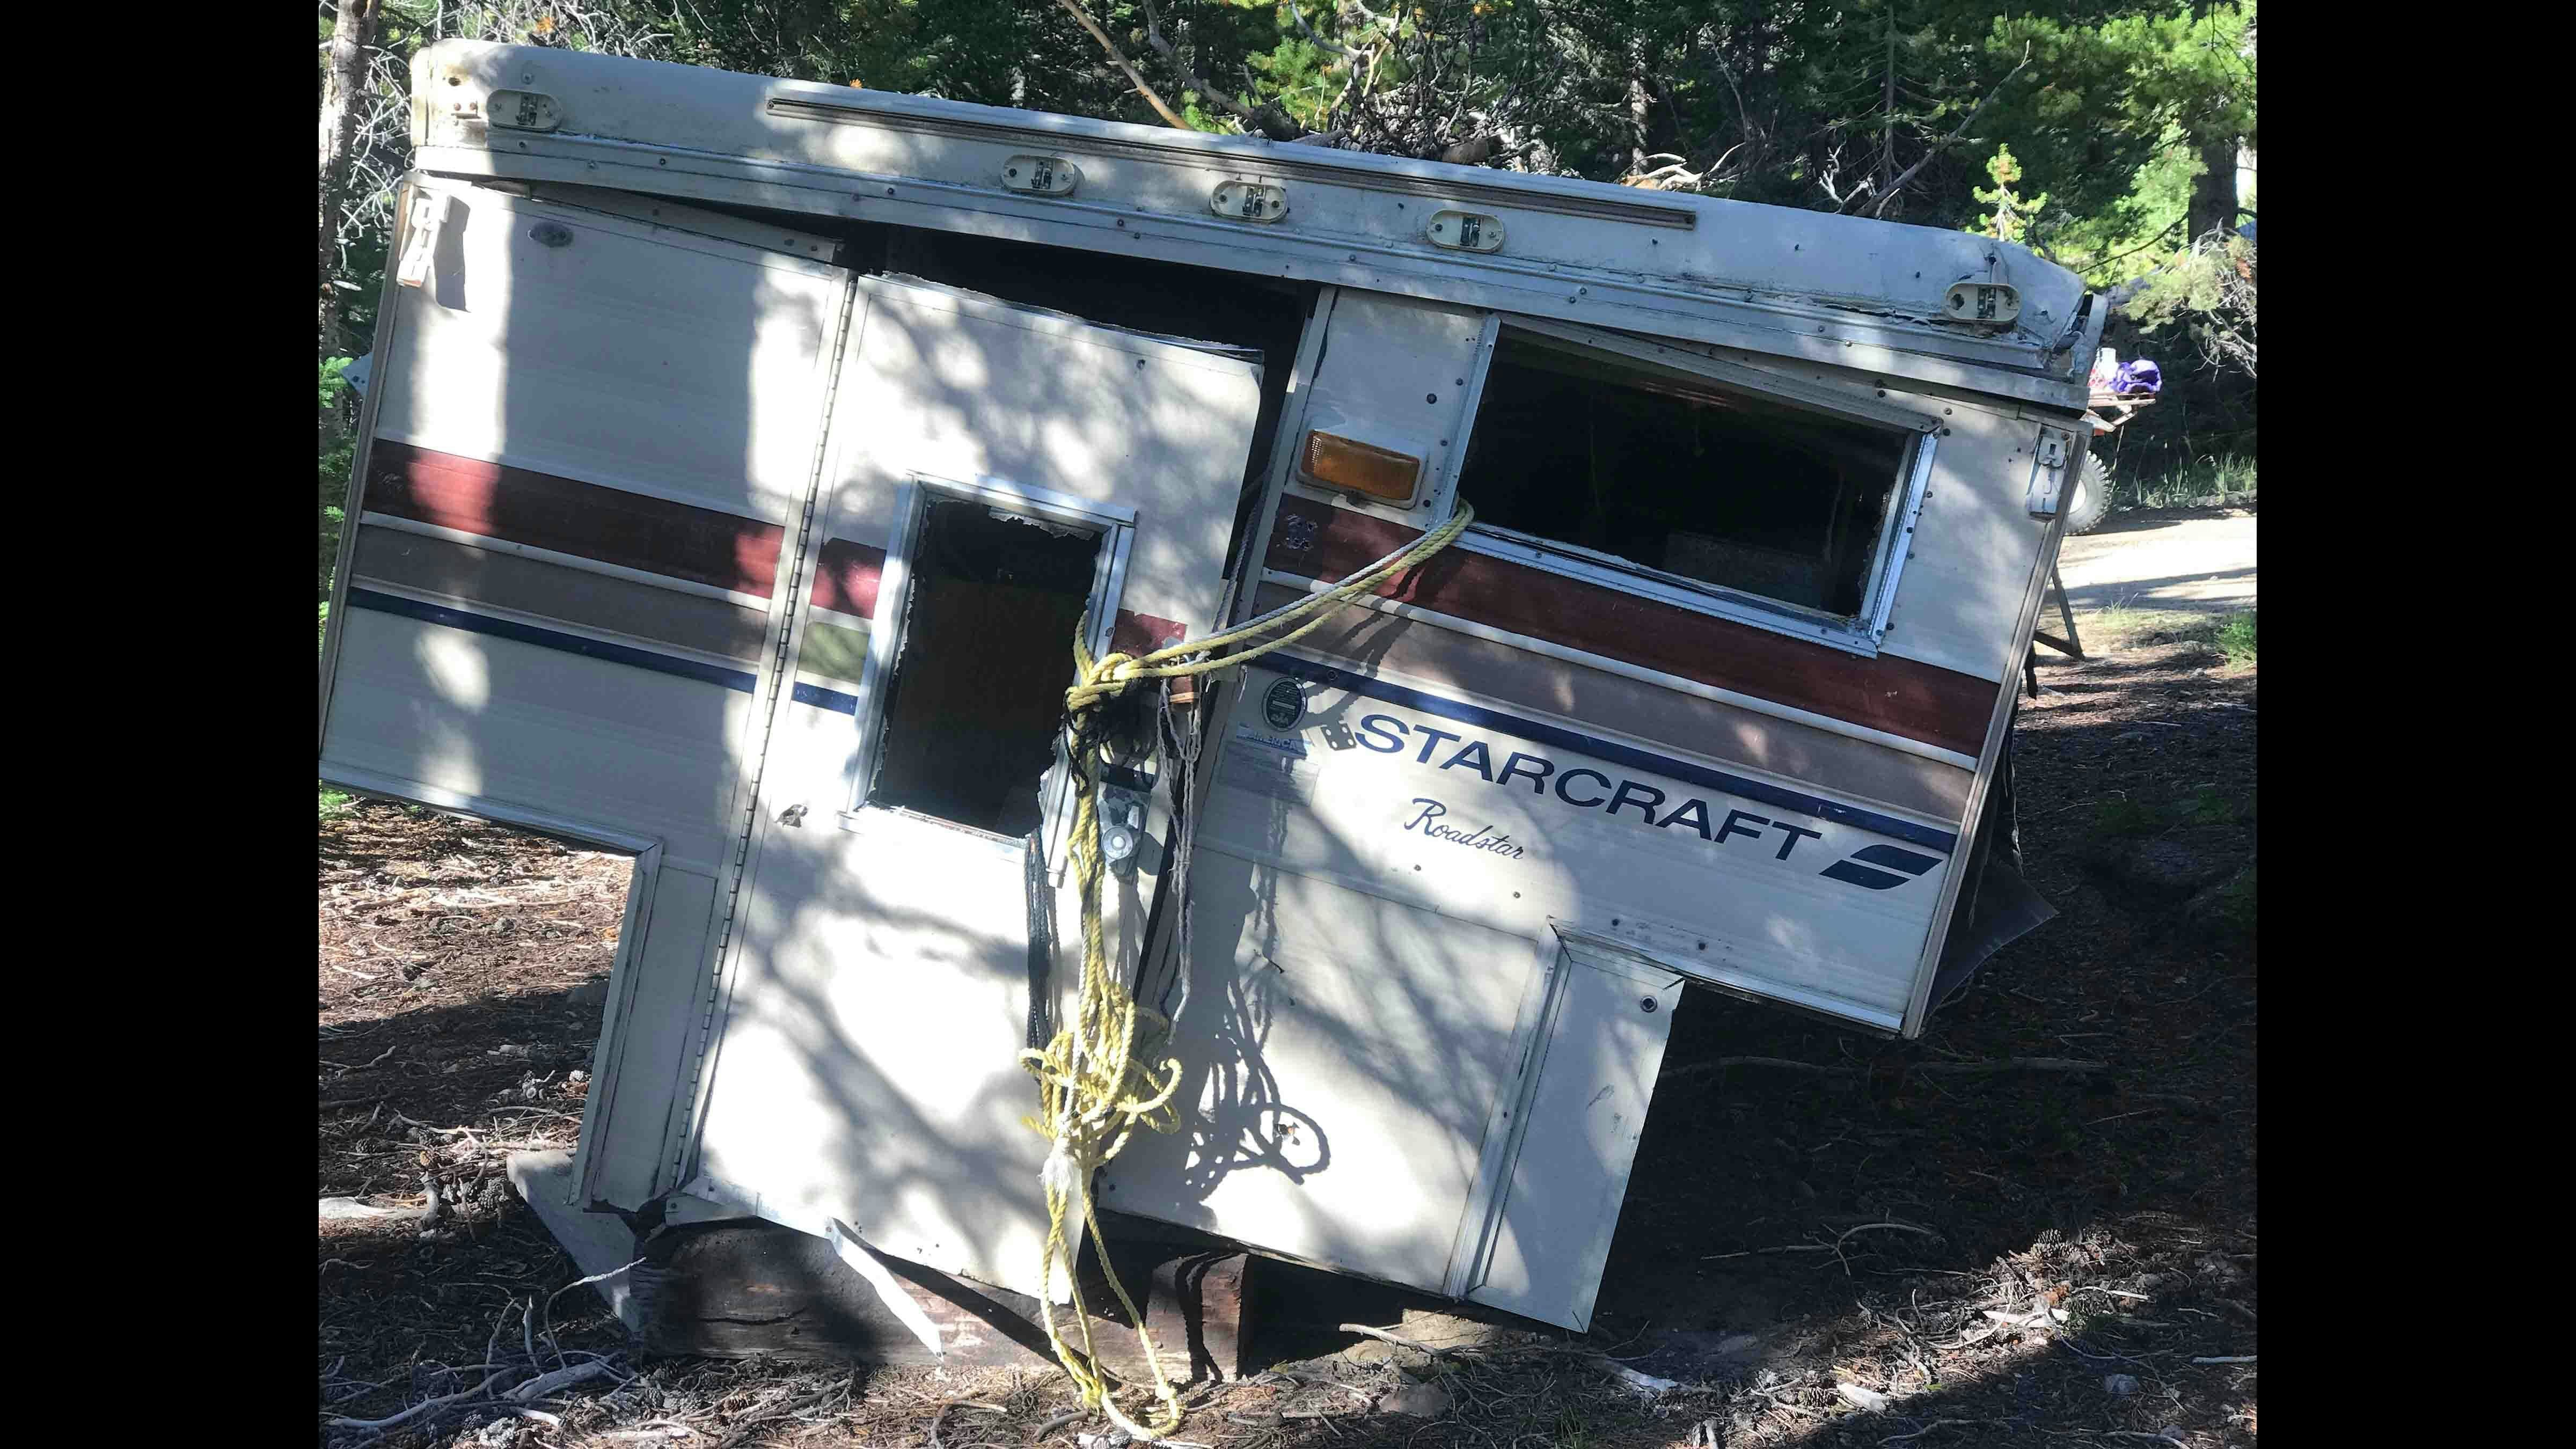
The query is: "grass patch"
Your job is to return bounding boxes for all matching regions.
[2081,601,2205,654]
[2091,785,2254,841]
[2092,796,2156,838]
[320,785,355,821]
[2207,862,2256,932]
[2211,609,2256,667]
[2081,604,2257,666]
[2111,451,2256,510]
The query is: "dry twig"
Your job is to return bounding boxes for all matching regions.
[1337,1321,1453,1359]
[930,1399,1008,1449]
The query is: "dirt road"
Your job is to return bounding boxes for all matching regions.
[2057,507,2257,617]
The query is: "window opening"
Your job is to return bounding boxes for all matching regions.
[1458,334,1913,620]
[865,500,1103,837]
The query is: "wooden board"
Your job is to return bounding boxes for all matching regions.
[627,1220,1253,1379]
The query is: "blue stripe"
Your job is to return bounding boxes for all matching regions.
[349,589,758,692]
[1821,861,1913,890]
[1852,843,1941,875]
[1265,652,1960,854]
[792,682,860,714]
[351,589,867,715]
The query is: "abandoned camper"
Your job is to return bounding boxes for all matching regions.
[318,37,2101,1400]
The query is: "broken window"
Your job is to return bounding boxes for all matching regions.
[862,499,1104,838]
[1458,333,1916,623]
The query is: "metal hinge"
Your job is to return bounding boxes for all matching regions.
[664,269,864,1189]
[395,193,449,288]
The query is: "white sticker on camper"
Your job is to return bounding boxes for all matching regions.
[1224,725,1312,804]
[1204,662,1957,1024]
[1231,724,1308,757]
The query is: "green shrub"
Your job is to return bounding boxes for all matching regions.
[2112,452,2256,510]
[320,355,355,601]
[2212,610,2256,667]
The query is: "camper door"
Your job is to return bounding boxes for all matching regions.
[674,276,1265,1303]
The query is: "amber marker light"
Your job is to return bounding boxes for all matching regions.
[1300,430,1423,505]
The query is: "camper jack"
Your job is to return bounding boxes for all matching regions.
[320,39,2104,1379]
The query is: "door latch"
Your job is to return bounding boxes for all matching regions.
[1100,786,1148,874]
[2025,427,2076,521]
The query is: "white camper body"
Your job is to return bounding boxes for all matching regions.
[320,40,2100,1334]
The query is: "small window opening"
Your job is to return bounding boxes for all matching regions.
[1458,335,1911,619]
[866,500,1103,837]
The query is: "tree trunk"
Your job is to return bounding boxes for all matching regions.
[2186,133,2238,243]
[319,0,383,359]
[1879,13,1897,198]
[1627,38,1651,174]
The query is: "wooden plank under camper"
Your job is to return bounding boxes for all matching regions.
[628,1221,1254,1379]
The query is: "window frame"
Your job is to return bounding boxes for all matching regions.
[1452,320,1942,658]
[837,471,1137,860]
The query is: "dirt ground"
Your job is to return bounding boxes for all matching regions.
[319,512,2255,1448]
[2055,507,2257,617]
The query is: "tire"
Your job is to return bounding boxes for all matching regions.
[2062,452,2113,536]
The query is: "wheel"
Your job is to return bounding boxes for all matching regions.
[2062,452,2113,536]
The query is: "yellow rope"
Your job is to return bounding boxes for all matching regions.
[1019,504,1474,1440]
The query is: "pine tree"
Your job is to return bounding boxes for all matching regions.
[1973,143,2049,244]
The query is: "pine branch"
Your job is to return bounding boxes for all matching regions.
[1850,42,2033,218]
[1051,0,1192,130]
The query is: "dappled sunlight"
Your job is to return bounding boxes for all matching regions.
[412,624,492,712]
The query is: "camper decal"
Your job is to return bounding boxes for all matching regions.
[1819,844,1942,891]
[1402,798,1529,859]
[1264,678,1307,730]
[1356,712,1826,865]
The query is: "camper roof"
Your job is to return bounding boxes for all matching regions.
[412,40,2099,410]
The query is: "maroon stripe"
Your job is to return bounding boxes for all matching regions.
[1111,611,1190,658]
[810,538,887,618]
[365,441,785,598]
[362,445,1204,667]
[1263,498,1992,755]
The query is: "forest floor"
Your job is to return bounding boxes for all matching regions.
[318,510,2256,1449]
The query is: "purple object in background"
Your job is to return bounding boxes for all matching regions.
[2112,359,2162,396]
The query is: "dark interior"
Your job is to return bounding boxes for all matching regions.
[1457,334,1912,618]
[866,502,1102,837]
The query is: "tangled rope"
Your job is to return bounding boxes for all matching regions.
[1019,504,1474,1439]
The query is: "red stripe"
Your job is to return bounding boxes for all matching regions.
[1111,611,1190,658]
[362,446,1199,667]
[810,538,887,618]
[365,442,786,598]
[1263,498,1993,755]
